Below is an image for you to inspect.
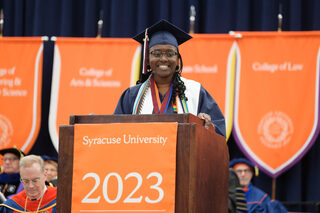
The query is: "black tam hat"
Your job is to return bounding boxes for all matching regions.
[0,147,25,159]
[133,20,192,75]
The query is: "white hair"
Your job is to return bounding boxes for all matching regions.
[19,155,45,173]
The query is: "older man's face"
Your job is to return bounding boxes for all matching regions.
[2,153,20,174]
[234,164,253,188]
[20,163,46,200]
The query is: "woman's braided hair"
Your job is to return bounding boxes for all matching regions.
[171,52,187,105]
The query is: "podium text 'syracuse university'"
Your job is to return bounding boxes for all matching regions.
[58,113,229,212]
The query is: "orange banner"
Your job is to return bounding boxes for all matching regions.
[233,32,320,177]
[49,38,140,151]
[72,122,178,213]
[180,34,236,139]
[0,37,43,153]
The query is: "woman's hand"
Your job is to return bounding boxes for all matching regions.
[198,113,212,129]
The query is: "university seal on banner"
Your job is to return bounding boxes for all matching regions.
[258,111,293,148]
[0,114,13,148]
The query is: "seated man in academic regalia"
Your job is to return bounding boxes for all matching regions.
[0,155,57,212]
[230,158,287,213]
[0,147,25,199]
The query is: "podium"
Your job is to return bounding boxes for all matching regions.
[57,114,229,212]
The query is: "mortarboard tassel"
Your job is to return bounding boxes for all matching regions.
[254,166,259,176]
[142,28,149,75]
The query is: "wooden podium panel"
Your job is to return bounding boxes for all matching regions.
[69,114,203,126]
[57,114,229,213]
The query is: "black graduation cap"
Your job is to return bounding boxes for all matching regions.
[133,20,192,75]
[0,147,25,159]
[133,19,192,49]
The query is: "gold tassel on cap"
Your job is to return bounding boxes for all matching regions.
[254,166,259,176]
[13,145,24,159]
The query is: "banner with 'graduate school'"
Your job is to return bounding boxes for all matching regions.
[233,32,320,177]
[49,38,140,151]
[0,37,44,153]
[180,34,236,140]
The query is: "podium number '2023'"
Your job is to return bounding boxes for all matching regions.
[81,172,164,204]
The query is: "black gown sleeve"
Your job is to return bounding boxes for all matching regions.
[114,85,141,114]
[198,86,226,137]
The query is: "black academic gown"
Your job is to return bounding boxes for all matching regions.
[114,81,226,137]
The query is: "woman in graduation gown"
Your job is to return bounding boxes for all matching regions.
[114,20,226,137]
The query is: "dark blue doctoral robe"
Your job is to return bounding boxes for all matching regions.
[245,183,287,213]
[0,173,21,198]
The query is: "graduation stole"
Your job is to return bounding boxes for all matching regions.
[133,75,195,115]
[149,76,173,114]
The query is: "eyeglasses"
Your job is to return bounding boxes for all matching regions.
[21,178,41,185]
[150,50,178,58]
[2,157,19,162]
[45,168,57,173]
[235,169,252,175]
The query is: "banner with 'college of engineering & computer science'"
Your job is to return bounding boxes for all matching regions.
[0,37,43,154]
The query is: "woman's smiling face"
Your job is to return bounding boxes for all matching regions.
[149,44,179,80]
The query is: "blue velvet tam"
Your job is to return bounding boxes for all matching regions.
[229,158,255,171]
[41,155,58,163]
[133,19,192,49]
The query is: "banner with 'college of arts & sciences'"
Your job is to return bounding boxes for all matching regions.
[49,38,140,151]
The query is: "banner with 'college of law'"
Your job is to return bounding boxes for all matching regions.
[0,37,43,153]
[72,123,178,213]
[49,38,140,151]
[180,34,236,139]
[233,32,320,177]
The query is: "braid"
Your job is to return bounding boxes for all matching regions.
[136,66,152,84]
[171,52,187,106]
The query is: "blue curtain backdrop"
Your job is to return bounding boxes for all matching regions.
[1,0,320,211]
